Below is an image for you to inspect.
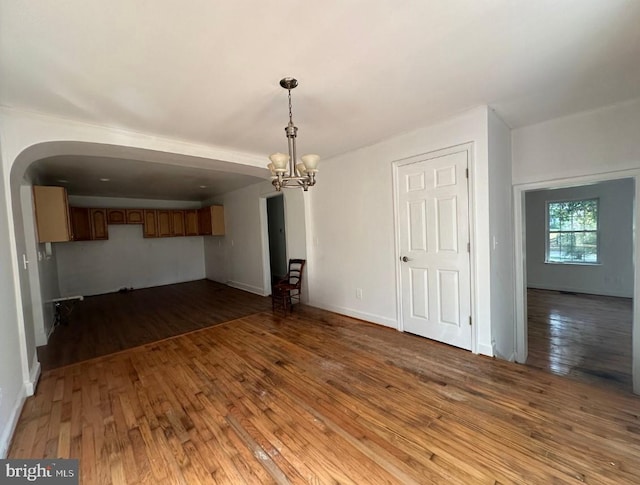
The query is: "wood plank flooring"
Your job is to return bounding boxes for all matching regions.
[527,288,633,392]
[11,303,640,484]
[37,280,271,370]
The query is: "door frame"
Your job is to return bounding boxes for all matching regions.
[513,168,639,394]
[259,191,288,296]
[392,142,478,353]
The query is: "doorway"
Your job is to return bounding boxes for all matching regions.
[266,194,287,290]
[514,173,638,394]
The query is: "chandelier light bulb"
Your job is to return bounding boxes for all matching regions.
[301,154,320,172]
[269,153,289,171]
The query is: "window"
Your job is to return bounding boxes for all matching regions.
[546,198,599,264]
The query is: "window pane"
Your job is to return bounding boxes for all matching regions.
[546,199,598,263]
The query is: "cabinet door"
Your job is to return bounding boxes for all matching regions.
[143,210,158,238]
[171,210,185,236]
[184,210,199,236]
[107,208,127,224]
[211,205,225,236]
[198,207,212,235]
[90,209,109,240]
[157,210,172,237]
[126,209,144,224]
[33,186,72,242]
[70,207,91,241]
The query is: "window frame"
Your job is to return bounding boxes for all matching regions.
[545,197,600,265]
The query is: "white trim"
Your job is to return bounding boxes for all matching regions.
[25,357,41,396]
[226,280,265,296]
[391,143,478,352]
[310,300,398,329]
[513,168,640,393]
[477,343,494,357]
[0,386,27,458]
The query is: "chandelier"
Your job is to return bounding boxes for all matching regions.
[268,77,319,191]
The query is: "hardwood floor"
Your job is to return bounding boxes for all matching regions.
[37,280,271,370]
[11,304,640,484]
[526,288,633,392]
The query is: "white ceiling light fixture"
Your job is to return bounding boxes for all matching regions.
[268,77,319,191]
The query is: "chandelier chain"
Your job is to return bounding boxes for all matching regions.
[288,89,293,124]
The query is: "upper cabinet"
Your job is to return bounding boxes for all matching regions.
[156,210,172,237]
[126,209,144,224]
[198,205,225,236]
[143,210,158,238]
[107,208,127,224]
[33,190,224,242]
[171,210,185,237]
[70,207,91,241]
[33,186,72,243]
[90,209,109,240]
[69,207,108,241]
[211,205,225,236]
[185,210,199,236]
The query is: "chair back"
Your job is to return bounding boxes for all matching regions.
[287,259,306,289]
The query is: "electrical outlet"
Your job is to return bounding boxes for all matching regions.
[356,288,363,300]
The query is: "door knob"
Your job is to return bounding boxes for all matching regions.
[401,256,410,262]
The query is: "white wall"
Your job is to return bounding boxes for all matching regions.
[525,179,634,298]
[488,109,515,360]
[56,196,205,297]
[307,106,496,356]
[0,163,27,457]
[203,181,308,299]
[512,98,640,184]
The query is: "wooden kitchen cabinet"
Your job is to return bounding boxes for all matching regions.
[143,210,158,237]
[107,208,127,224]
[184,210,199,236]
[69,207,109,241]
[126,209,144,224]
[33,186,72,243]
[70,207,91,241]
[90,209,109,240]
[198,207,212,235]
[157,210,172,237]
[198,205,225,236]
[171,210,185,236]
[211,205,225,235]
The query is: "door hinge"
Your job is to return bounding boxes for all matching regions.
[465,168,469,178]
[469,316,472,326]
[467,242,471,253]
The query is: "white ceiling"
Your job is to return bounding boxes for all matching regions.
[2,1,640,199]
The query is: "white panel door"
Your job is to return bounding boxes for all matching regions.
[397,148,472,350]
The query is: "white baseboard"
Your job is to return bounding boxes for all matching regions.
[226,280,266,296]
[309,300,398,329]
[0,386,27,458]
[25,358,41,396]
[476,342,494,357]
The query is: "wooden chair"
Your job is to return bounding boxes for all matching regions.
[271,259,306,314]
